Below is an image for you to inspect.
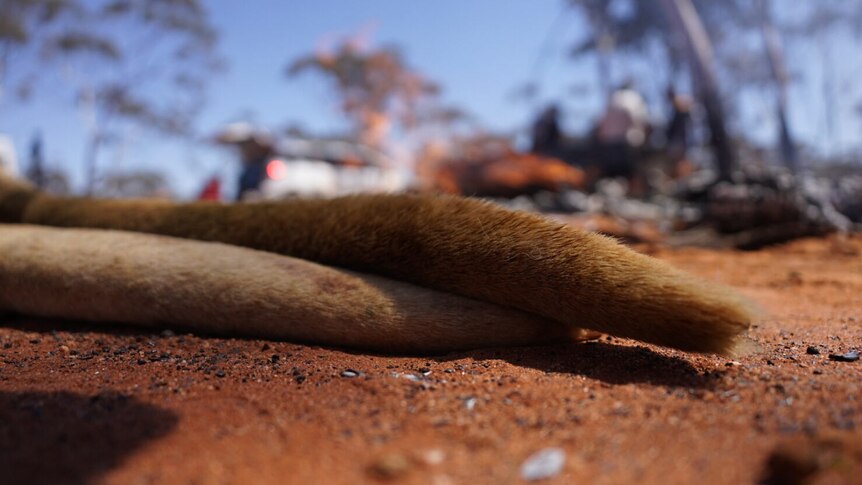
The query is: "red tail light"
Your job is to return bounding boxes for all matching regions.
[266,159,287,180]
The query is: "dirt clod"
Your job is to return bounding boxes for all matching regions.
[368,452,413,480]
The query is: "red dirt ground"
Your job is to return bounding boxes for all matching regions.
[1,235,860,484]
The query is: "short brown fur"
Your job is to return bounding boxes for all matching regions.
[0,225,571,353]
[2,175,754,354]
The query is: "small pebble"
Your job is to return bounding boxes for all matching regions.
[828,351,859,362]
[806,346,820,355]
[340,369,360,378]
[215,370,226,378]
[419,449,445,466]
[520,448,566,481]
[368,452,411,479]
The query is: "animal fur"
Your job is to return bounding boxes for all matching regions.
[0,173,754,354]
[0,224,580,353]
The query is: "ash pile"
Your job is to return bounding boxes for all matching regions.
[673,167,860,249]
[497,166,862,250]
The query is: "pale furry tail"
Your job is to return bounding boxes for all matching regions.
[0,224,576,353]
[1,174,755,354]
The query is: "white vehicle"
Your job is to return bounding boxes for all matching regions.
[255,139,404,200]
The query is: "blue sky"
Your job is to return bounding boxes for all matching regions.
[1,1,859,198]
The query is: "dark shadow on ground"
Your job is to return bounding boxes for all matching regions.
[1,314,161,338]
[3,315,712,389]
[434,341,715,388]
[0,390,178,485]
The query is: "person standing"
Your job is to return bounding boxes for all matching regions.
[214,122,275,201]
[596,80,649,148]
[594,80,649,183]
[665,86,694,178]
[530,104,562,155]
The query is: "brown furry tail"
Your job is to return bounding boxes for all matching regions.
[0,225,577,353]
[2,177,755,354]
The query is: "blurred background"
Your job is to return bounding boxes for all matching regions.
[1,0,861,245]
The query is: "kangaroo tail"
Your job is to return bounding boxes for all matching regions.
[4,183,758,354]
[0,224,579,353]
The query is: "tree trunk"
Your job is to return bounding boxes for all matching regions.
[759,0,797,172]
[818,33,838,158]
[83,132,102,196]
[660,0,736,181]
[28,133,45,189]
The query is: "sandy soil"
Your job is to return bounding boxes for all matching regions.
[1,235,860,485]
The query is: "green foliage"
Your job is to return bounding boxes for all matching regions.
[0,0,223,193]
[1,0,221,138]
[569,0,668,56]
[566,0,862,163]
[567,0,862,101]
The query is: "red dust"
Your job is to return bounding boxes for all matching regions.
[1,235,860,484]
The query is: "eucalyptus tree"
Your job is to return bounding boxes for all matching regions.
[0,0,222,193]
